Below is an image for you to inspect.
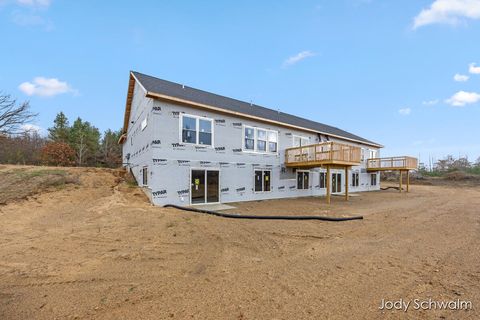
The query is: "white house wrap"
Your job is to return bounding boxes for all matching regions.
[120,71,384,206]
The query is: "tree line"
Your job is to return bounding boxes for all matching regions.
[420,155,480,176]
[0,93,122,168]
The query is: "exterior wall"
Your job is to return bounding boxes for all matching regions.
[122,82,155,201]
[124,85,381,206]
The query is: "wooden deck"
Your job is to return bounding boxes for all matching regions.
[366,156,418,171]
[285,142,361,168]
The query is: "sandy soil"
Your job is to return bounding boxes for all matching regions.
[0,166,479,319]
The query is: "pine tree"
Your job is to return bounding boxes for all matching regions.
[48,112,70,142]
[69,117,100,166]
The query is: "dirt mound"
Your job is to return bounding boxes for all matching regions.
[444,170,479,181]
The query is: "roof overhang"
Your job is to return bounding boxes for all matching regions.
[119,71,383,148]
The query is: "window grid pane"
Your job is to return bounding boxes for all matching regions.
[268,131,277,143]
[257,129,266,140]
[182,130,196,143]
[199,119,212,133]
[268,142,277,153]
[257,140,266,151]
[183,116,196,130]
[199,132,212,145]
[245,127,254,139]
[245,138,254,150]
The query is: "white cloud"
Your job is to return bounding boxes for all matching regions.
[398,107,411,115]
[20,123,46,135]
[469,62,480,74]
[16,0,51,8]
[19,77,76,97]
[4,0,53,29]
[413,0,480,29]
[453,73,469,81]
[282,50,316,67]
[11,10,52,29]
[445,90,480,106]
[422,99,439,106]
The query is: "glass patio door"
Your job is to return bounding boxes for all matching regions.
[332,173,342,193]
[191,170,219,204]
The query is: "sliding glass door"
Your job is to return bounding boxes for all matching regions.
[191,170,219,204]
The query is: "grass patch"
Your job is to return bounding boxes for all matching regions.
[0,168,80,204]
[14,169,68,179]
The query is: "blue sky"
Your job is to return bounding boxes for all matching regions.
[1,0,480,165]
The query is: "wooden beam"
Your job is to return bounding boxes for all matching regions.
[326,166,331,204]
[345,166,349,201]
[407,170,410,193]
[399,170,403,193]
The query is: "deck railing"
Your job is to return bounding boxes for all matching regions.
[367,156,418,171]
[285,142,361,167]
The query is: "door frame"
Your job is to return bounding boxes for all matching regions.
[190,168,221,205]
[331,172,342,194]
[296,169,310,190]
[253,169,272,193]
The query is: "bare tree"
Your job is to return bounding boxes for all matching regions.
[0,93,37,135]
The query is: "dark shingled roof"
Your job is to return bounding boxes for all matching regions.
[132,71,381,147]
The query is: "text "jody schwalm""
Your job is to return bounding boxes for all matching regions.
[379,298,472,312]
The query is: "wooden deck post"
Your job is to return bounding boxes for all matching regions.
[399,170,403,193]
[326,165,331,204]
[407,170,410,192]
[345,166,349,201]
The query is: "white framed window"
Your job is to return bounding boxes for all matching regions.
[180,114,214,146]
[244,127,255,150]
[370,173,377,186]
[243,125,278,154]
[369,149,377,159]
[361,148,366,161]
[254,170,271,192]
[292,135,310,147]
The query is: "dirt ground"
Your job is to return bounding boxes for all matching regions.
[0,165,479,319]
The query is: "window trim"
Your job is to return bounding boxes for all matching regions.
[371,173,377,186]
[242,125,278,154]
[254,169,272,193]
[179,113,214,147]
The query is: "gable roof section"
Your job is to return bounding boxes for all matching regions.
[120,71,382,148]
